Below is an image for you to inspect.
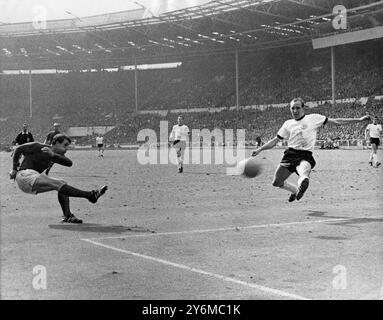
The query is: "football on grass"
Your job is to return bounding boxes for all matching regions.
[237,157,262,178]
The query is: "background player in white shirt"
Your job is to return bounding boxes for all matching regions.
[96,134,104,157]
[365,115,382,168]
[252,98,370,202]
[169,116,190,173]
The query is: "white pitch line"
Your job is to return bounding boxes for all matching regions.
[83,217,356,241]
[82,238,310,300]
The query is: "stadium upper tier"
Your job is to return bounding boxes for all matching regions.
[1,40,382,147]
[1,0,383,69]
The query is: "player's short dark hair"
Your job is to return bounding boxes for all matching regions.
[52,134,71,145]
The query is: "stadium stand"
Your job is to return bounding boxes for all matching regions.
[1,42,382,148]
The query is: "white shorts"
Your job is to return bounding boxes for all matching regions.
[15,170,67,194]
[15,169,39,195]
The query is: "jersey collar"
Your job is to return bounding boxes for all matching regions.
[295,114,306,121]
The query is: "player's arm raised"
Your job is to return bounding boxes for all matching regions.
[327,115,370,126]
[13,133,20,146]
[252,136,281,157]
[169,126,175,142]
[364,126,370,141]
[10,145,24,178]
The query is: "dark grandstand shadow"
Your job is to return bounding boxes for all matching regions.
[48,223,155,234]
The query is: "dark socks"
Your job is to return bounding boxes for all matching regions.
[59,184,92,199]
[58,192,71,217]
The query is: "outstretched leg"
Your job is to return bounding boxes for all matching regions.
[60,184,108,203]
[295,160,312,200]
[59,184,92,199]
[32,174,107,203]
[31,174,107,222]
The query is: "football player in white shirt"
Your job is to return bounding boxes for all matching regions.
[169,116,190,173]
[96,134,104,157]
[252,98,370,202]
[365,115,382,168]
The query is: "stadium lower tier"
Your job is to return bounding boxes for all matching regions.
[1,100,382,149]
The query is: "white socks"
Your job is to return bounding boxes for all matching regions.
[296,161,312,178]
[279,161,312,195]
[281,181,298,194]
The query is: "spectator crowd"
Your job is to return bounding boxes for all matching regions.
[1,41,382,148]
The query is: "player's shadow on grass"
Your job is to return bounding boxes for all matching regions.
[185,171,227,176]
[48,223,154,234]
[304,210,349,219]
[304,211,383,226]
[315,236,349,241]
[331,217,383,226]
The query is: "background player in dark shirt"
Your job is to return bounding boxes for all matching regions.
[10,134,107,223]
[43,122,61,175]
[13,123,34,146]
[44,122,61,145]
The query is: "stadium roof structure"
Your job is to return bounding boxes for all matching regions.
[1,0,383,69]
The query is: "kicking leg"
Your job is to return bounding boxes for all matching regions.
[32,174,67,193]
[60,184,108,203]
[33,174,107,203]
[60,184,92,199]
[33,174,91,197]
[31,175,84,223]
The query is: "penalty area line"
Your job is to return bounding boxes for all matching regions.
[83,217,356,241]
[82,238,310,300]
